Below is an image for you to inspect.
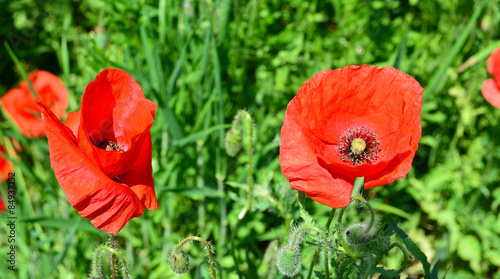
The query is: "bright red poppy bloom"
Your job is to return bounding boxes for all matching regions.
[481,48,500,108]
[36,68,158,234]
[280,65,423,208]
[1,70,68,138]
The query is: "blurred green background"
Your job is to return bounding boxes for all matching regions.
[1,0,500,278]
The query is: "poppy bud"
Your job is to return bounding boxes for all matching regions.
[345,223,372,245]
[224,128,242,157]
[167,249,190,274]
[276,247,301,277]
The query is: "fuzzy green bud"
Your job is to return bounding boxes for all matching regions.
[167,249,190,274]
[276,247,301,277]
[224,128,242,157]
[345,223,372,245]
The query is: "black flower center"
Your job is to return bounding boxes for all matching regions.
[338,126,380,165]
[89,136,123,153]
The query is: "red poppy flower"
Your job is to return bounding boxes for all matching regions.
[481,48,500,109]
[280,65,423,208]
[36,68,158,234]
[1,70,68,138]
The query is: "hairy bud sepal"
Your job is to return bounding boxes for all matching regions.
[224,128,242,157]
[167,249,190,274]
[276,247,302,277]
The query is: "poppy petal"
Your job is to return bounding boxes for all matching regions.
[280,65,423,208]
[1,70,68,138]
[118,133,158,210]
[481,79,500,109]
[36,98,144,234]
[78,68,157,178]
[1,88,44,138]
[64,110,81,137]
[487,48,500,80]
[27,70,69,119]
[280,112,354,208]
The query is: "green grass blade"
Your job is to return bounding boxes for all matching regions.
[3,41,37,97]
[173,124,230,147]
[423,0,486,100]
[394,23,410,70]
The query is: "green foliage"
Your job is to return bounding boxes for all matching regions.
[0,0,500,278]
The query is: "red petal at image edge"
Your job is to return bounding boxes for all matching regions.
[482,79,500,109]
[36,98,145,234]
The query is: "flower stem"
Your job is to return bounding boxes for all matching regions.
[174,236,217,279]
[229,110,254,277]
[110,233,116,279]
[306,208,336,279]
[350,195,376,235]
[387,242,408,274]
[352,177,364,196]
[290,225,330,279]
[90,243,130,278]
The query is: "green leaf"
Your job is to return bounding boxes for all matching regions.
[430,259,440,279]
[299,200,315,227]
[314,270,326,279]
[373,267,399,278]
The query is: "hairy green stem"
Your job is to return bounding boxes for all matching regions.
[387,242,408,274]
[229,110,254,277]
[289,225,330,279]
[337,193,376,258]
[306,208,336,279]
[110,234,116,279]
[90,243,130,278]
[174,236,217,279]
[350,195,376,236]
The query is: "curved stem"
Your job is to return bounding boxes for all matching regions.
[290,225,330,279]
[230,110,254,277]
[175,236,217,279]
[350,195,376,236]
[90,245,130,278]
[306,208,336,279]
[387,242,408,274]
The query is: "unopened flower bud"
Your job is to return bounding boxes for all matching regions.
[167,249,190,274]
[224,128,242,157]
[276,247,301,277]
[345,223,372,245]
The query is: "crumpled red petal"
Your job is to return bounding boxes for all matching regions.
[36,98,144,234]
[487,47,500,83]
[481,79,500,109]
[280,65,423,208]
[77,68,157,178]
[280,113,354,208]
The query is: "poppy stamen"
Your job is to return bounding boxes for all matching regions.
[89,136,123,153]
[338,126,380,166]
